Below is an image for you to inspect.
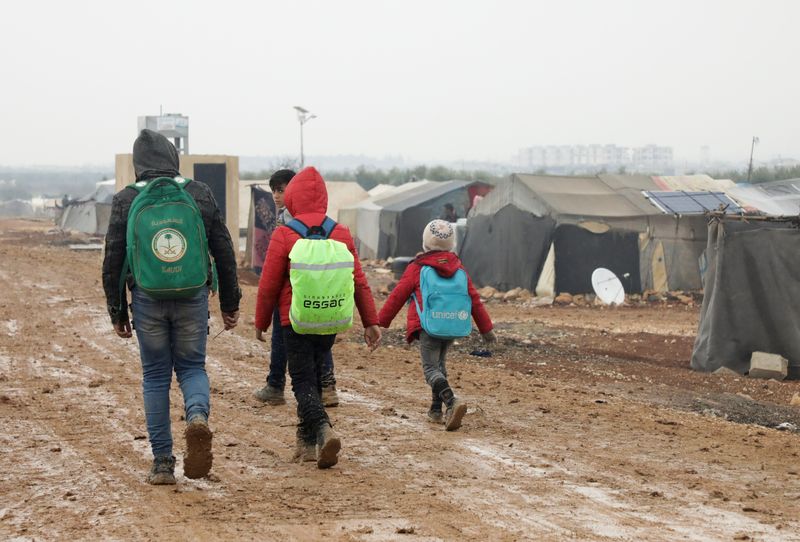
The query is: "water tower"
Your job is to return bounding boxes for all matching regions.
[137,113,189,154]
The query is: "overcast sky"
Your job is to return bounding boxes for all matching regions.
[1,0,798,167]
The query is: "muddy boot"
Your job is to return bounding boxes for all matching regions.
[147,455,176,485]
[316,423,341,469]
[321,385,340,407]
[253,384,286,405]
[428,390,443,423]
[440,387,467,431]
[184,414,213,479]
[291,425,317,463]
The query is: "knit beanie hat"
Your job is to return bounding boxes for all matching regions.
[422,219,456,252]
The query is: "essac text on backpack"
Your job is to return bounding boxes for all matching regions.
[286,217,356,335]
[413,266,473,340]
[119,177,212,304]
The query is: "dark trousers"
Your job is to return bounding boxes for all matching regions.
[283,326,336,441]
[267,308,335,389]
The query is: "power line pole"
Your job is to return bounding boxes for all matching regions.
[747,136,759,183]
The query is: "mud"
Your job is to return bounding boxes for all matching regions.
[1,219,799,541]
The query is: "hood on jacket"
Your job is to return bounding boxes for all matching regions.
[284,166,328,217]
[415,250,461,278]
[133,129,180,182]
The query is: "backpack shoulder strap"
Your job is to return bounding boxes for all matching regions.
[320,217,337,239]
[410,264,431,315]
[287,217,337,239]
[286,218,310,238]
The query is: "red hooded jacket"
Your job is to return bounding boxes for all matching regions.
[254,167,379,331]
[378,250,493,343]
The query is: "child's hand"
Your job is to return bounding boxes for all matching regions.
[481,330,497,344]
[255,329,267,342]
[364,325,382,351]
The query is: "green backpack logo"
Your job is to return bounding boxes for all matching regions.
[287,217,355,335]
[120,177,211,301]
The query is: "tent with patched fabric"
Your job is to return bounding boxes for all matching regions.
[459,173,718,295]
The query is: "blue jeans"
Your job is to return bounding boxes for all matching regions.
[267,308,335,389]
[131,287,210,458]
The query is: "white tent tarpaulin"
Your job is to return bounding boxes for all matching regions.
[59,180,116,235]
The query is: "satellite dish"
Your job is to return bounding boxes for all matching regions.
[591,268,625,305]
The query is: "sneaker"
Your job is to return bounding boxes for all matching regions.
[316,423,341,469]
[321,385,339,407]
[292,437,317,463]
[427,407,444,424]
[147,455,176,485]
[444,398,467,431]
[184,415,213,479]
[253,384,286,405]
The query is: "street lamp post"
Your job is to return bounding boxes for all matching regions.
[293,106,317,168]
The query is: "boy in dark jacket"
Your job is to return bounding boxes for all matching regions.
[255,167,381,468]
[102,129,241,484]
[378,219,494,430]
[254,169,339,408]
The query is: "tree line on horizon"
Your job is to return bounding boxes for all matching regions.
[241,163,800,190]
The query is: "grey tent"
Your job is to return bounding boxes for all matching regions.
[726,178,800,216]
[460,173,710,294]
[691,217,800,379]
[339,181,431,259]
[376,180,488,259]
[59,180,116,235]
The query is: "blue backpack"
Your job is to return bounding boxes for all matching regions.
[412,265,473,339]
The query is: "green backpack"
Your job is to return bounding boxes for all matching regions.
[119,177,212,303]
[287,217,355,335]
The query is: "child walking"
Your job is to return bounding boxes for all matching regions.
[255,167,381,468]
[378,219,495,431]
[254,169,340,408]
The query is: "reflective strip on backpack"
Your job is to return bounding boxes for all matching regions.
[290,261,355,271]
[289,311,353,329]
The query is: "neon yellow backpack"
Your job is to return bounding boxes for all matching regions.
[287,217,355,334]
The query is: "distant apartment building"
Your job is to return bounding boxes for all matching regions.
[518,144,673,173]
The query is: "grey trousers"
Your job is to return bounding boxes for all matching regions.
[419,331,454,387]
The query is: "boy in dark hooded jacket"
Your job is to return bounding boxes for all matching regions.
[102,129,241,484]
[378,219,494,430]
[255,167,381,468]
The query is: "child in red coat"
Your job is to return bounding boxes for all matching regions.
[378,219,495,430]
[255,167,382,468]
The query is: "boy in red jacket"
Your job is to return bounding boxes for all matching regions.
[378,219,495,430]
[255,167,382,468]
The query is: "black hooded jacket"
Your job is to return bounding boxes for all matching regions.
[102,129,241,323]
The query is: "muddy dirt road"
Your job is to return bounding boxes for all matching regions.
[1,220,799,541]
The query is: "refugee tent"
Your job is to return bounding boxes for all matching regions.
[725,178,800,216]
[460,174,711,294]
[375,180,491,259]
[58,180,116,235]
[0,199,35,218]
[691,217,800,379]
[652,174,736,192]
[338,181,430,259]
[325,181,369,223]
[367,184,396,198]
